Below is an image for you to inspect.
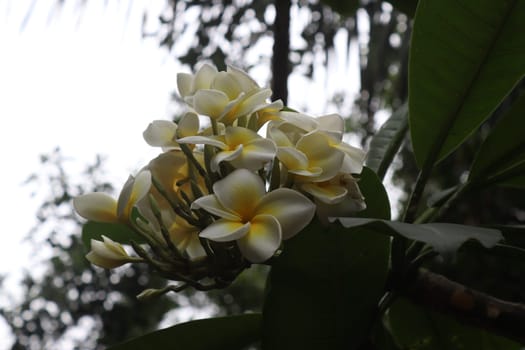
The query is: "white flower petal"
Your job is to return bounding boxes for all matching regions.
[276,147,310,171]
[117,171,152,219]
[237,214,282,263]
[131,171,152,206]
[234,88,273,117]
[148,150,188,191]
[212,169,266,219]
[185,234,207,260]
[86,236,131,269]
[211,146,243,172]
[192,63,218,91]
[178,112,200,138]
[300,182,348,204]
[143,120,178,147]
[256,188,315,239]
[211,71,242,99]
[230,138,277,171]
[279,111,318,132]
[267,125,294,147]
[74,193,118,222]
[193,89,230,119]
[177,73,193,97]
[191,195,240,221]
[297,131,344,182]
[177,135,228,149]
[227,65,259,92]
[318,114,344,137]
[335,142,366,174]
[200,219,250,242]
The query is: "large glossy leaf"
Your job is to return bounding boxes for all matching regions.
[357,166,391,220]
[366,104,408,181]
[262,165,392,349]
[388,298,520,350]
[338,218,502,256]
[81,221,146,250]
[109,314,262,350]
[409,0,525,169]
[469,92,525,188]
[262,220,390,350]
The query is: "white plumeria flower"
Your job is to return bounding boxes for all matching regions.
[191,169,316,263]
[315,174,366,221]
[273,130,345,182]
[74,170,152,223]
[177,64,274,125]
[178,126,277,172]
[143,112,201,151]
[275,112,366,174]
[86,235,135,269]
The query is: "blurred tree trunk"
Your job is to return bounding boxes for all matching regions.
[271,0,291,104]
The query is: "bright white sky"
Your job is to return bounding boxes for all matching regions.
[0,0,175,278]
[0,0,376,347]
[0,1,179,346]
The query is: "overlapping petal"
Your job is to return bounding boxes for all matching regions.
[117,170,152,220]
[73,193,118,223]
[255,188,315,239]
[229,138,277,171]
[295,131,344,182]
[211,146,243,172]
[237,215,281,263]
[177,63,218,98]
[143,120,178,148]
[192,89,230,119]
[300,182,348,205]
[227,65,259,92]
[276,147,322,177]
[211,169,265,219]
[191,195,239,221]
[199,219,250,242]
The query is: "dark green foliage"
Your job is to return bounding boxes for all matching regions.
[388,298,520,350]
[409,0,525,169]
[109,314,262,350]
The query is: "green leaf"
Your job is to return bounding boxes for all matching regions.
[357,166,391,220]
[388,298,521,350]
[338,218,502,256]
[409,0,525,169]
[109,314,262,350]
[81,221,146,250]
[469,92,525,188]
[263,220,390,350]
[366,104,409,181]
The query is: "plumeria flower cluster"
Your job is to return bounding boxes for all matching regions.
[73,63,366,296]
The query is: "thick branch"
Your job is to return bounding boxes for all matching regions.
[405,269,525,344]
[271,0,291,104]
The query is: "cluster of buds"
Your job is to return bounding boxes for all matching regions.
[73,64,366,294]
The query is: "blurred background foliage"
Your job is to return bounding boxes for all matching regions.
[2,0,524,349]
